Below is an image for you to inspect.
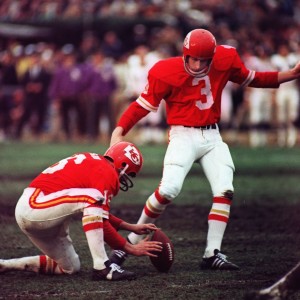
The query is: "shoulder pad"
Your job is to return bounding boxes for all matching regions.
[212,45,238,71]
[150,57,189,87]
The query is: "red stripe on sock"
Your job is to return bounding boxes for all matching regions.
[155,189,171,205]
[213,197,232,205]
[39,255,47,274]
[208,214,228,223]
[144,205,160,218]
[83,222,103,232]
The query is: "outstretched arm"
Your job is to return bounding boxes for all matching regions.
[110,126,124,146]
[278,61,300,84]
[110,101,150,146]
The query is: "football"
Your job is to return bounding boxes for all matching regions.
[149,229,174,273]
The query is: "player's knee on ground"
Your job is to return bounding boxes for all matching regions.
[59,254,81,275]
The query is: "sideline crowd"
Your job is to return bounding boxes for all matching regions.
[0,0,299,147]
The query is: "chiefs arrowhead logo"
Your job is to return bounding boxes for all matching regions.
[124,145,141,165]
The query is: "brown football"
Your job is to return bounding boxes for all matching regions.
[150,229,174,272]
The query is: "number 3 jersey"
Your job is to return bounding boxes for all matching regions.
[128,45,280,128]
[29,153,119,214]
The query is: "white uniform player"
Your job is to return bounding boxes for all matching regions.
[124,45,165,144]
[244,47,276,147]
[271,45,300,147]
[109,29,300,270]
[0,142,162,280]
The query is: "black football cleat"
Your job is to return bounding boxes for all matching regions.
[200,249,240,270]
[92,261,136,281]
[109,249,128,266]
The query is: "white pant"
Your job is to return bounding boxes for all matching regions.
[15,187,103,273]
[158,125,235,200]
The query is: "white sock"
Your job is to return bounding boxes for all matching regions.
[204,220,227,257]
[0,256,40,273]
[83,207,108,270]
[128,191,170,244]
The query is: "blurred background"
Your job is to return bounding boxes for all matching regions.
[0,0,299,148]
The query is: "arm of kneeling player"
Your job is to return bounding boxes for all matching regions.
[103,219,162,256]
[103,218,127,250]
[119,222,159,235]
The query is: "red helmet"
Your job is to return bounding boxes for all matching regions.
[182,29,216,77]
[104,142,143,191]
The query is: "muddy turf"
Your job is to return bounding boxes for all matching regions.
[0,143,300,299]
[1,203,300,300]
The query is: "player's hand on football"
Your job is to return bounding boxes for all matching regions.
[123,236,162,257]
[131,223,159,235]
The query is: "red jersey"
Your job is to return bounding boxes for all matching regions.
[118,45,279,129]
[29,152,119,214]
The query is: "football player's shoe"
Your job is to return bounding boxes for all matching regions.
[200,249,240,270]
[109,250,128,266]
[92,261,136,281]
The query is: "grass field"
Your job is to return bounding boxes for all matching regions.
[1,141,300,299]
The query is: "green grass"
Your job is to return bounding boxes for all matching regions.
[1,142,300,299]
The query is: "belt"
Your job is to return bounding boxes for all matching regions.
[184,124,217,130]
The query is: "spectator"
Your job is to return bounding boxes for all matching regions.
[101,31,124,61]
[48,44,88,141]
[0,50,19,141]
[271,45,300,147]
[16,50,52,140]
[124,45,165,144]
[244,46,276,148]
[84,49,117,143]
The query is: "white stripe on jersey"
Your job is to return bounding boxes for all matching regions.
[240,70,255,88]
[136,96,158,112]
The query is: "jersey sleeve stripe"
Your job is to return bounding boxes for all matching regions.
[240,70,255,87]
[136,96,158,112]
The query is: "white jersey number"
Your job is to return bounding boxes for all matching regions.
[42,153,100,174]
[193,76,214,110]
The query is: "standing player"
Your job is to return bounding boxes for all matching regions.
[244,46,276,148]
[109,29,300,270]
[271,45,300,147]
[245,261,300,299]
[0,142,162,280]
